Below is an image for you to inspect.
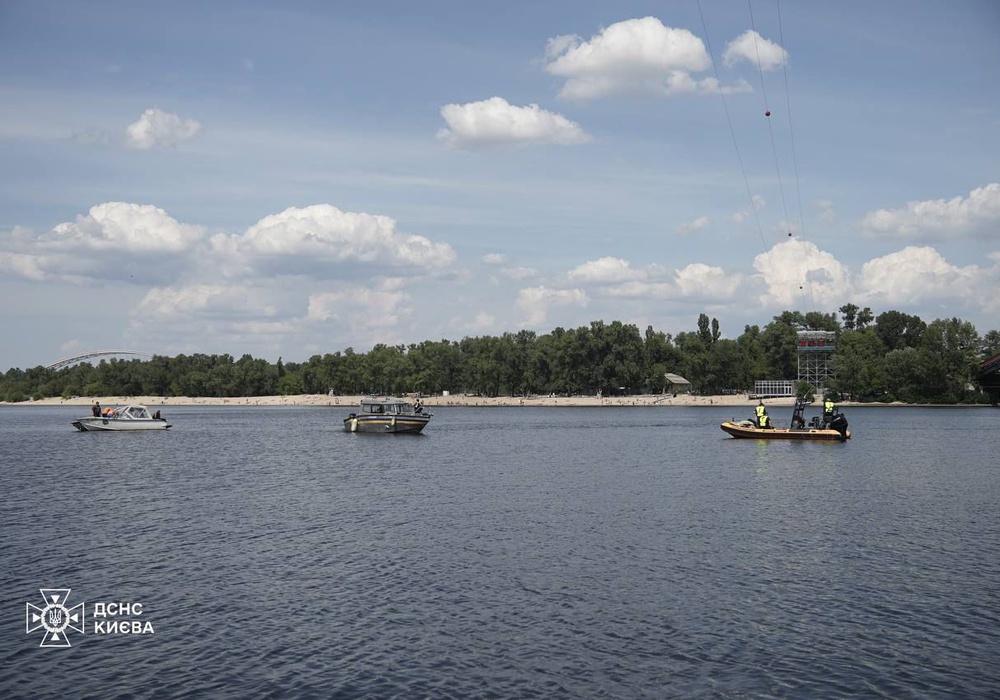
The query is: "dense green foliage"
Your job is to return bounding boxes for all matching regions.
[3,308,999,404]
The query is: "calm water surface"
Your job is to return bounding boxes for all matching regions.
[1,404,998,698]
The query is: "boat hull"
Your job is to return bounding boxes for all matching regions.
[343,414,429,434]
[721,421,849,441]
[72,418,171,432]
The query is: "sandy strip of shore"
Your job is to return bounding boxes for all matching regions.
[12,393,841,409]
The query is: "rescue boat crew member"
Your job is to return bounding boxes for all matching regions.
[755,401,768,428]
[823,395,835,425]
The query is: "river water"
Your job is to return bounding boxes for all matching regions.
[1,404,997,698]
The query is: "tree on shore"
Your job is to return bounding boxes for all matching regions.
[2,308,997,404]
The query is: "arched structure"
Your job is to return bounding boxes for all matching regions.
[979,352,1000,406]
[46,350,154,371]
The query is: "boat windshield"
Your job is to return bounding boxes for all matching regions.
[361,401,414,414]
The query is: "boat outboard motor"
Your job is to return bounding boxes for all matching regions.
[829,412,849,439]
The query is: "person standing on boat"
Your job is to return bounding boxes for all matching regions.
[413,397,423,414]
[755,401,768,428]
[92,401,101,417]
[823,395,836,427]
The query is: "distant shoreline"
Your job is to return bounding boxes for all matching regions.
[5,394,989,409]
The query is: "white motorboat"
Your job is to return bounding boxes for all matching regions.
[344,396,431,434]
[72,404,171,432]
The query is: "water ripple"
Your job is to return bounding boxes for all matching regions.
[1,405,998,697]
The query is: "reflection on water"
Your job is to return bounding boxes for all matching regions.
[1,404,998,698]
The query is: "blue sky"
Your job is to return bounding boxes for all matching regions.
[1,0,998,371]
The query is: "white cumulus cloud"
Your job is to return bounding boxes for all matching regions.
[584,262,741,302]
[603,280,677,299]
[861,183,1000,241]
[857,246,986,306]
[732,195,766,223]
[468,311,497,332]
[676,216,710,234]
[722,30,789,71]
[52,202,205,254]
[675,262,744,299]
[0,202,206,284]
[212,204,456,277]
[481,253,508,265]
[545,17,733,99]
[754,239,850,306]
[308,285,412,334]
[437,97,590,149]
[567,256,646,283]
[124,108,202,150]
[135,284,277,321]
[516,285,588,326]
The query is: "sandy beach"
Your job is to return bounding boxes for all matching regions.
[14,393,818,409]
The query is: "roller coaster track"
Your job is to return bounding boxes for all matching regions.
[46,350,154,371]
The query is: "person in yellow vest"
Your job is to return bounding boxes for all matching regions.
[759,412,771,428]
[755,400,768,428]
[823,395,836,426]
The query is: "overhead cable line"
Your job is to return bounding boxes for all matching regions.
[768,0,815,307]
[747,0,790,239]
[776,0,807,240]
[696,0,770,256]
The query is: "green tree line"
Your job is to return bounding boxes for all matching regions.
[3,307,999,404]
